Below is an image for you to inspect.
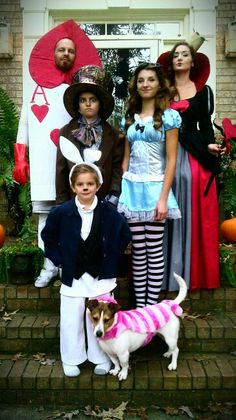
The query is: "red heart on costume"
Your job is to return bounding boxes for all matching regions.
[50,129,60,146]
[31,104,49,122]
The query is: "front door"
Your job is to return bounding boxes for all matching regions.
[94,39,161,127]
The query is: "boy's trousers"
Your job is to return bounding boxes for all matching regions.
[60,294,110,366]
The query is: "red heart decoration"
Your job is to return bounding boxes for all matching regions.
[50,129,60,146]
[31,104,49,122]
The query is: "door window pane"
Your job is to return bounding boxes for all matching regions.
[80,24,105,35]
[98,47,151,127]
[107,24,130,35]
[131,23,155,35]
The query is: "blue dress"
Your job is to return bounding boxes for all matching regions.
[117,109,182,222]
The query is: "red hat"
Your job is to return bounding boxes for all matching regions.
[157,47,210,92]
[29,20,101,88]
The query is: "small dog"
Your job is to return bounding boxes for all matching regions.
[87,273,187,381]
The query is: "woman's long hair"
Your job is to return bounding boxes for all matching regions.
[167,42,197,86]
[125,62,176,130]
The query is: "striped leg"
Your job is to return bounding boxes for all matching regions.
[129,222,147,308]
[146,221,165,305]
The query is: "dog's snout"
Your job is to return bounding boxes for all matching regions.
[96,330,103,338]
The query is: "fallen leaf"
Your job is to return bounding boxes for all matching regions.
[53,279,62,287]
[33,352,46,362]
[12,352,26,361]
[163,406,179,415]
[179,405,194,418]
[2,309,20,322]
[83,401,128,419]
[42,319,50,327]
[182,310,211,321]
[209,402,225,414]
[126,406,148,419]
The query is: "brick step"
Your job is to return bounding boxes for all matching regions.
[0,351,235,407]
[1,311,236,354]
[1,280,236,313]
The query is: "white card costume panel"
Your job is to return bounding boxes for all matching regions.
[17,82,71,201]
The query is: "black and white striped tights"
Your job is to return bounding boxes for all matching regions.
[129,221,165,308]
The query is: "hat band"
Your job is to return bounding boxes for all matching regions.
[79,78,97,84]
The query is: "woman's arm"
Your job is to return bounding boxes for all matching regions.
[121,137,130,173]
[155,128,178,220]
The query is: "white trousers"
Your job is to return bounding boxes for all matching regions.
[37,213,48,251]
[60,294,110,366]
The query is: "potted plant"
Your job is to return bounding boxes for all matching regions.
[0,87,32,235]
[0,87,43,284]
[216,118,236,287]
[0,238,44,285]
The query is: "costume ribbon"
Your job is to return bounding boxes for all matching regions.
[72,116,103,147]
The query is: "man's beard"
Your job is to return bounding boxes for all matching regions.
[58,61,73,72]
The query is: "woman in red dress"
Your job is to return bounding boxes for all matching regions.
[158,42,225,290]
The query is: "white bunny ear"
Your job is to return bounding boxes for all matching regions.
[59,136,83,164]
[83,148,102,163]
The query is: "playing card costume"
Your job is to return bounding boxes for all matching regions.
[13,20,101,248]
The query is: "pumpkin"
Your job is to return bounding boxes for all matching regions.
[0,224,6,248]
[220,218,236,243]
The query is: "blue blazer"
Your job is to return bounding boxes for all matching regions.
[41,199,131,287]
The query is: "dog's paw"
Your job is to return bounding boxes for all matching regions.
[163,351,171,359]
[118,369,128,381]
[167,362,177,371]
[109,367,120,376]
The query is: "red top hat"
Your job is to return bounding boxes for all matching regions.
[29,20,101,88]
[157,48,210,92]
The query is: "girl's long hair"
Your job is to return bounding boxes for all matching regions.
[124,62,176,130]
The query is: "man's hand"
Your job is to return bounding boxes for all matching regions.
[12,143,30,185]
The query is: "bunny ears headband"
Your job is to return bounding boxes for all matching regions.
[59,136,103,185]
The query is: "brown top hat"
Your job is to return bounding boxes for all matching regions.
[63,65,114,120]
[157,34,210,92]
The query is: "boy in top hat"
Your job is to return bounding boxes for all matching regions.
[56,64,125,207]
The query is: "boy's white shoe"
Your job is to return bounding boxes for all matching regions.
[34,266,58,288]
[62,363,80,377]
[94,361,112,375]
[34,258,59,288]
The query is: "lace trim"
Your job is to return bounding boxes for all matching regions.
[117,204,181,221]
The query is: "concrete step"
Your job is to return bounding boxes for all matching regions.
[1,280,236,313]
[0,311,236,355]
[0,351,235,407]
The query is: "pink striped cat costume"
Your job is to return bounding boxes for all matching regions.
[96,295,183,346]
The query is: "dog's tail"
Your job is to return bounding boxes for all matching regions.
[173,272,187,305]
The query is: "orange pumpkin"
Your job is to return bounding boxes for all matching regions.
[0,224,6,248]
[220,218,236,243]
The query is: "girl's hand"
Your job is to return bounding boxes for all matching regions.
[208,143,226,157]
[155,199,167,221]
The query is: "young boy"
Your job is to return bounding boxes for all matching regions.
[41,163,131,377]
[35,64,125,288]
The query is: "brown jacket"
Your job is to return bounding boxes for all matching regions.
[56,118,125,204]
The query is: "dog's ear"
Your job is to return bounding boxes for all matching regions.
[108,302,121,314]
[86,299,99,312]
